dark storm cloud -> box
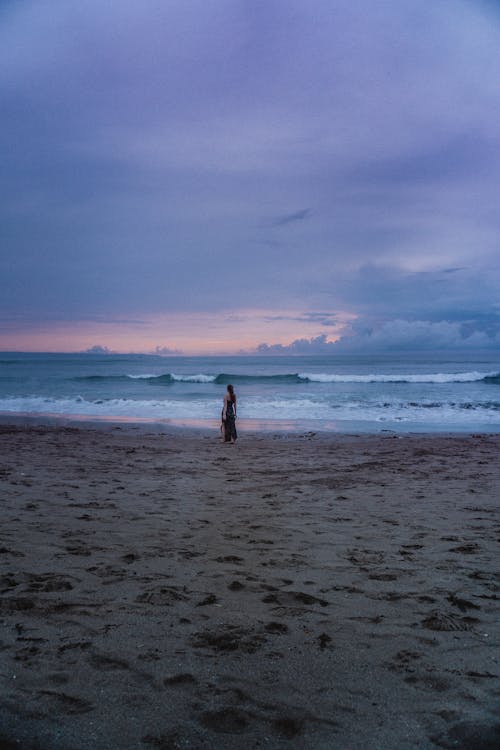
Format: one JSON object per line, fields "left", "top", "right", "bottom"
{"left": 1, "top": 0, "right": 500, "bottom": 347}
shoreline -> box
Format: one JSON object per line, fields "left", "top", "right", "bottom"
{"left": 1, "top": 410, "right": 499, "bottom": 436}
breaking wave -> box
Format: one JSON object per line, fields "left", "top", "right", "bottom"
{"left": 72, "top": 370, "right": 500, "bottom": 385}
{"left": 298, "top": 370, "right": 500, "bottom": 384}
{"left": 74, "top": 373, "right": 217, "bottom": 384}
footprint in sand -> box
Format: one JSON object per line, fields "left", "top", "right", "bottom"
{"left": 404, "top": 674, "right": 451, "bottom": 693}
{"left": 63, "top": 544, "right": 93, "bottom": 557}
{"left": 57, "top": 641, "right": 91, "bottom": 655}
{"left": 347, "top": 549, "right": 385, "bottom": 567}
{"left": 142, "top": 730, "right": 185, "bottom": 748}
{"left": 0, "top": 596, "right": 35, "bottom": 613}
{"left": 447, "top": 593, "right": 480, "bottom": 612}
{"left": 14, "top": 645, "right": 41, "bottom": 663}
{"left": 272, "top": 717, "right": 304, "bottom": 739}
{"left": 431, "top": 721, "right": 500, "bottom": 750}
{"left": 0, "top": 574, "right": 20, "bottom": 592}
{"left": 227, "top": 580, "right": 245, "bottom": 591}
{"left": 0, "top": 546, "right": 25, "bottom": 558}
{"left": 318, "top": 632, "right": 332, "bottom": 649}
{"left": 37, "top": 690, "right": 94, "bottom": 715}
{"left": 163, "top": 673, "right": 197, "bottom": 687}
{"left": 24, "top": 573, "right": 76, "bottom": 592}
{"left": 191, "top": 624, "right": 266, "bottom": 654}
{"left": 449, "top": 543, "right": 481, "bottom": 554}
{"left": 136, "top": 586, "right": 189, "bottom": 606}
{"left": 196, "top": 593, "right": 218, "bottom": 606}
{"left": 386, "top": 649, "right": 421, "bottom": 673}
{"left": 199, "top": 707, "right": 251, "bottom": 734}
{"left": 215, "top": 555, "right": 244, "bottom": 563}
{"left": 421, "top": 611, "right": 479, "bottom": 632}
{"left": 88, "top": 652, "right": 130, "bottom": 671}
{"left": 368, "top": 572, "right": 399, "bottom": 581}
{"left": 262, "top": 591, "right": 329, "bottom": 608}
{"left": 264, "top": 621, "right": 289, "bottom": 634}
{"left": 122, "top": 552, "right": 141, "bottom": 564}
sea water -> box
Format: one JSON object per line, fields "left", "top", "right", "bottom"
{"left": 0, "top": 351, "right": 499, "bottom": 432}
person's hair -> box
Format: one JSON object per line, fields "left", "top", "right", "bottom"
{"left": 227, "top": 384, "right": 236, "bottom": 403}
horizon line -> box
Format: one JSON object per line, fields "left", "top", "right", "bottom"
{"left": 1, "top": 347, "right": 499, "bottom": 357}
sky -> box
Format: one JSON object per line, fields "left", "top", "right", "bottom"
{"left": 1, "top": 0, "right": 499, "bottom": 354}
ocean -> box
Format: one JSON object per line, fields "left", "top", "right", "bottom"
{"left": 0, "top": 351, "right": 499, "bottom": 432}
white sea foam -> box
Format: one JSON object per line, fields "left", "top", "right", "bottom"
{"left": 170, "top": 373, "right": 217, "bottom": 383}
{"left": 1, "top": 394, "right": 499, "bottom": 425}
{"left": 298, "top": 371, "right": 497, "bottom": 383}
{"left": 124, "top": 373, "right": 216, "bottom": 382}
{"left": 0, "top": 396, "right": 217, "bottom": 419}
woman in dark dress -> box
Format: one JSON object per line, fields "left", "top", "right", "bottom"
{"left": 222, "top": 384, "right": 237, "bottom": 443}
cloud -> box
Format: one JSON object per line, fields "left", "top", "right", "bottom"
{"left": 269, "top": 208, "right": 311, "bottom": 227}
{"left": 348, "top": 135, "right": 493, "bottom": 187}
{"left": 257, "top": 333, "right": 336, "bottom": 355}
{"left": 262, "top": 312, "right": 338, "bottom": 326}
{"left": 335, "top": 319, "right": 500, "bottom": 350}
{"left": 325, "top": 264, "right": 500, "bottom": 327}
{"left": 154, "top": 345, "right": 183, "bottom": 356}
{"left": 0, "top": 1, "right": 499, "bottom": 351}
{"left": 256, "top": 319, "right": 500, "bottom": 354}
{"left": 83, "top": 345, "right": 112, "bottom": 354}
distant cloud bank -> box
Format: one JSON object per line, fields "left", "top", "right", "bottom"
{"left": 256, "top": 320, "right": 500, "bottom": 354}
{"left": 154, "top": 345, "right": 183, "bottom": 356}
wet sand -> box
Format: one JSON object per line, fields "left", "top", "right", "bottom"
{"left": 0, "top": 424, "right": 499, "bottom": 749}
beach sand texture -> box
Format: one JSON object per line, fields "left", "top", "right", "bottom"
{"left": 0, "top": 425, "right": 499, "bottom": 749}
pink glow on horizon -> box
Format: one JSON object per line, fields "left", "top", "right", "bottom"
{"left": 0, "top": 309, "right": 353, "bottom": 354}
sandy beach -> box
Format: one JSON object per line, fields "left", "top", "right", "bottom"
{"left": 0, "top": 423, "right": 499, "bottom": 749}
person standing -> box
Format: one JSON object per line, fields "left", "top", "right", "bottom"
{"left": 222, "top": 384, "right": 237, "bottom": 443}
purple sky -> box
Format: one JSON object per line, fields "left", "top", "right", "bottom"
{"left": 1, "top": 0, "right": 499, "bottom": 352}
